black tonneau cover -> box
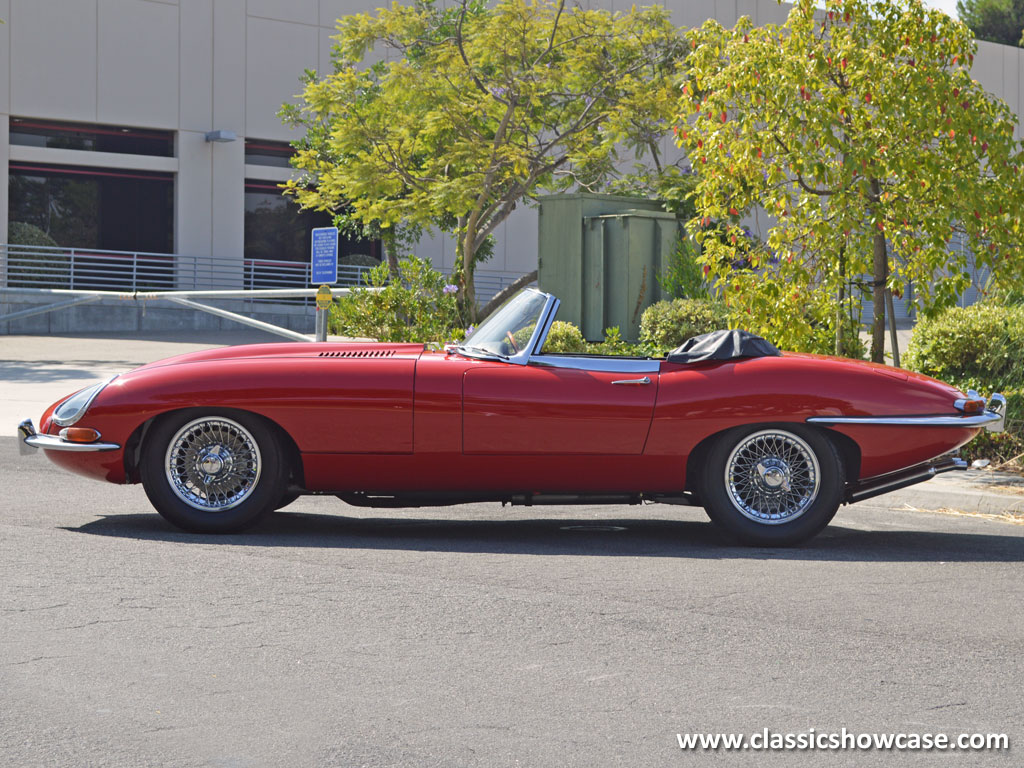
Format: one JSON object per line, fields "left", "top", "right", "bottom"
{"left": 666, "top": 329, "right": 781, "bottom": 364}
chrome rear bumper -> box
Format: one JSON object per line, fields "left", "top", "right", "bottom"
{"left": 17, "top": 419, "right": 121, "bottom": 455}
{"left": 808, "top": 392, "right": 1007, "bottom": 433}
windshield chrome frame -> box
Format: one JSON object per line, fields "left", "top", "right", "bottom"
{"left": 457, "top": 288, "right": 560, "bottom": 366}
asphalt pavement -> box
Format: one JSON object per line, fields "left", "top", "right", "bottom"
{"left": 2, "top": 330, "right": 1024, "bottom": 767}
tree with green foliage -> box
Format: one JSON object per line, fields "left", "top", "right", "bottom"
{"left": 677, "top": 0, "right": 1024, "bottom": 363}
{"left": 956, "top": 0, "right": 1024, "bottom": 47}
{"left": 281, "top": 0, "right": 684, "bottom": 321}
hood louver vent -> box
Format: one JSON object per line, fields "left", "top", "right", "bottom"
{"left": 318, "top": 349, "right": 396, "bottom": 358}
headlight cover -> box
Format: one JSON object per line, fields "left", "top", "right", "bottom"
{"left": 52, "top": 376, "right": 117, "bottom": 427}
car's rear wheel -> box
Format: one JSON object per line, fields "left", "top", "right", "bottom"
{"left": 140, "top": 411, "right": 287, "bottom": 533}
{"left": 701, "top": 426, "right": 844, "bottom": 546}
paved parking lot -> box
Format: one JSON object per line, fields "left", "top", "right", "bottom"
{"left": 2, "top": 332, "right": 1023, "bottom": 766}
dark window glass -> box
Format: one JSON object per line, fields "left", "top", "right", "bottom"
{"left": 244, "top": 180, "right": 379, "bottom": 265}
{"left": 244, "top": 140, "right": 294, "bottom": 168}
{"left": 9, "top": 117, "right": 175, "bottom": 157}
{"left": 9, "top": 164, "right": 174, "bottom": 253}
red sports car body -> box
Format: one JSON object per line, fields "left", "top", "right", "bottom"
{"left": 18, "top": 289, "right": 1005, "bottom": 545}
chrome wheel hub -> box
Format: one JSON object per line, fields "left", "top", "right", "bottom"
{"left": 725, "top": 430, "right": 820, "bottom": 525}
{"left": 165, "top": 417, "right": 261, "bottom": 512}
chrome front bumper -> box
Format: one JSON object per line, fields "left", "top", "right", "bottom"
{"left": 808, "top": 392, "right": 1008, "bottom": 433}
{"left": 17, "top": 419, "right": 121, "bottom": 455}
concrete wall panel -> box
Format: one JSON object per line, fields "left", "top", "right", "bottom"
{"left": 176, "top": 130, "right": 213, "bottom": 259}
{"left": 0, "top": 119, "right": 8, "bottom": 243}
{"left": 0, "top": 0, "right": 10, "bottom": 114}
{"left": 248, "top": 0, "right": 318, "bottom": 26}
{"left": 1003, "top": 46, "right": 1021, "bottom": 140}
{"left": 180, "top": 0, "right": 214, "bottom": 132}
{"left": 500, "top": 207, "right": 539, "bottom": 274}
{"left": 98, "top": 0, "right": 179, "bottom": 129}
{"left": 210, "top": 138, "right": 244, "bottom": 263}
{"left": 213, "top": 0, "right": 246, "bottom": 135}
{"left": 10, "top": 0, "right": 97, "bottom": 122}
{"left": 320, "top": 0, "right": 384, "bottom": 28}
{"left": 245, "top": 17, "right": 318, "bottom": 140}
{"left": 973, "top": 40, "right": 1005, "bottom": 100}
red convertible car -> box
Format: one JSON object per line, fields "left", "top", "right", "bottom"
{"left": 18, "top": 288, "right": 1005, "bottom": 546}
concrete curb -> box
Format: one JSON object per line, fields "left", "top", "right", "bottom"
{"left": 878, "top": 470, "right": 1024, "bottom": 516}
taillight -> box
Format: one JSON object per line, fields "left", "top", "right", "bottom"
{"left": 958, "top": 399, "right": 986, "bottom": 414}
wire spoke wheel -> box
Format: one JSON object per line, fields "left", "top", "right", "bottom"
{"left": 724, "top": 429, "right": 821, "bottom": 525}
{"left": 164, "top": 416, "right": 262, "bottom": 512}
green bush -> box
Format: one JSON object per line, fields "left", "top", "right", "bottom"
{"left": 542, "top": 321, "right": 587, "bottom": 354}
{"left": 6, "top": 222, "right": 68, "bottom": 287}
{"left": 329, "top": 256, "right": 465, "bottom": 343}
{"left": 957, "top": 390, "right": 1024, "bottom": 465}
{"left": 639, "top": 298, "right": 729, "bottom": 356}
{"left": 905, "top": 303, "right": 1024, "bottom": 392}
{"left": 803, "top": 320, "right": 868, "bottom": 360}
{"left": 590, "top": 326, "right": 636, "bottom": 356}
{"left": 659, "top": 237, "right": 710, "bottom": 300}
{"left": 906, "top": 303, "right": 1024, "bottom": 466}
{"left": 339, "top": 253, "right": 381, "bottom": 268}
{"left": 9, "top": 221, "right": 58, "bottom": 247}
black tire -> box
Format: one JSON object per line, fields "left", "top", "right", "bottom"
{"left": 140, "top": 410, "right": 288, "bottom": 533}
{"left": 274, "top": 491, "right": 302, "bottom": 511}
{"left": 700, "top": 425, "right": 844, "bottom": 546}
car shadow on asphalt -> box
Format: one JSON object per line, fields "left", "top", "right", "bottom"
{"left": 64, "top": 511, "right": 1024, "bottom": 562}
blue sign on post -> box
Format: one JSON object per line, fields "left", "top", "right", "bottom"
{"left": 310, "top": 227, "right": 339, "bottom": 285}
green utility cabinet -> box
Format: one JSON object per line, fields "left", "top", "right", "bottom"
{"left": 537, "top": 193, "right": 679, "bottom": 342}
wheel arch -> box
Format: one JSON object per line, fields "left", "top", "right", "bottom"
{"left": 123, "top": 406, "right": 305, "bottom": 489}
{"left": 684, "top": 421, "right": 861, "bottom": 495}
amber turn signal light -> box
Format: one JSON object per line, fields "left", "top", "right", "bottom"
{"left": 960, "top": 399, "right": 985, "bottom": 414}
{"left": 59, "top": 427, "right": 101, "bottom": 443}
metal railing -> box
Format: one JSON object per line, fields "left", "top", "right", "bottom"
{"left": 0, "top": 243, "right": 527, "bottom": 304}
{"left": 0, "top": 244, "right": 374, "bottom": 294}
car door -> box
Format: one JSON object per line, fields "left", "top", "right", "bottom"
{"left": 462, "top": 362, "right": 658, "bottom": 454}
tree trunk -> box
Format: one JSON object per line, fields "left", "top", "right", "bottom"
{"left": 461, "top": 224, "right": 479, "bottom": 324}
{"left": 869, "top": 178, "right": 888, "bottom": 365}
{"left": 835, "top": 248, "right": 845, "bottom": 357}
{"left": 478, "top": 270, "right": 539, "bottom": 322}
{"left": 870, "top": 231, "right": 888, "bottom": 364}
{"left": 383, "top": 236, "right": 401, "bottom": 280}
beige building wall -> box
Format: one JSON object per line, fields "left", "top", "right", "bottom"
{"left": 2, "top": 0, "right": 1023, "bottom": 282}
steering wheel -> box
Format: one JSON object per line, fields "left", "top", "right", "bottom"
{"left": 505, "top": 331, "right": 520, "bottom": 354}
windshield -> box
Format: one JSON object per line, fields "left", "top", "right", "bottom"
{"left": 460, "top": 289, "right": 549, "bottom": 359}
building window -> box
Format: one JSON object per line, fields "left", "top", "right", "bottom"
{"left": 9, "top": 117, "right": 174, "bottom": 157}
{"left": 244, "top": 139, "right": 294, "bottom": 168}
{"left": 244, "top": 180, "right": 379, "bottom": 264}
{"left": 9, "top": 163, "right": 174, "bottom": 253}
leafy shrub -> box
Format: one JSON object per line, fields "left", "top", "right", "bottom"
{"left": 6, "top": 222, "right": 68, "bottom": 287}
{"left": 906, "top": 303, "right": 1024, "bottom": 466}
{"left": 957, "top": 390, "right": 1024, "bottom": 465}
{"left": 329, "top": 256, "right": 465, "bottom": 343}
{"left": 802, "top": 320, "right": 868, "bottom": 360}
{"left": 659, "top": 238, "right": 710, "bottom": 300}
{"left": 590, "top": 326, "right": 636, "bottom": 356}
{"left": 9, "top": 221, "right": 58, "bottom": 247}
{"left": 339, "top": 253, "right": 381, "bottom": 268}
{"left": 905, "top": 303, "right": 1024, "bottom": 393}
{"left": 639, "top": 298, "right": 729, "bottom": 356}
{"left": 542, "top": 321, "right": 587, "bottom": 354}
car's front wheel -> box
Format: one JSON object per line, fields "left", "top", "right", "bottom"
{"left": 701, "top": 426, "right": 844, "bottom": 546}
{"left": 140, "top": 411, "right": 287, "bottom": 533}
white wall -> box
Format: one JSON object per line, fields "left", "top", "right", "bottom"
{"left": 2, "top": 0, "right": 1024, "bottom": 280}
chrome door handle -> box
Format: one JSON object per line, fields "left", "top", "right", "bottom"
{"left": 611, "top": 376, "right": 651, "bottom": 386}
